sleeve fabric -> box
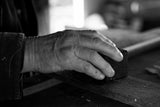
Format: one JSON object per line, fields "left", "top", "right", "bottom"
{"left": 0, "top": 0, "right": 37, "bottom": 101}
{"left": 0, "top": 32, "right": 25, "bottom": 101}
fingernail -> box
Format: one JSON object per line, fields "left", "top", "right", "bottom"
{"left": 119, "top": 52, "right": 123, "bottom": 59}
{"left": 112, "top": 43, "right": 116, "bottom": 47}
{"left": 99, "top": 74, "right": 105, "bottom": 79}
{"left": 95, "top": 70, "right": 105, "bottom": 80}
{"left": 107, "top": 68, "right": 115, "bottom": 77}
{"left": 116, "top": 49, "right": 123, "bottom": 61}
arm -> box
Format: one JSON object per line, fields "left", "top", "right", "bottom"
{"left": 0, "top": 30, "right": 123, "bottom": 101}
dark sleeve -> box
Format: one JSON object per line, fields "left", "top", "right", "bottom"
{"left": 0, "top": 32, "right": 25, "bottom": 101}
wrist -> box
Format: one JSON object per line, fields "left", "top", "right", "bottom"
{"left": 22, "top": 37, "right": 39, "bottom": 73}
{"left": 22, "top": 34, "right": 61, "bottom": 73}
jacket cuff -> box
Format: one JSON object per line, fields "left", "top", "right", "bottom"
{"left": 0, "top": 32, "right": 25, "bottom": 101}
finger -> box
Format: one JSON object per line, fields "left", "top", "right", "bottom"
{"left": 78, "top": 35, "right": 123, "bottom": 62}
{"left": 73, "top": 58, "right": 105, "bottom": 80}
{"left": 75, "top": 47, "right": 115, "bottom": 77}
{"left": 77, "top": 30, "right": 116, "bottom": 47}
{"left": 97, "top": 32, "right": 116, "bottom": 47}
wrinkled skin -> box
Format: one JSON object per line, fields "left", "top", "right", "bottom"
{"left": 23, "top": 30, "right": 123, "bottom": 80}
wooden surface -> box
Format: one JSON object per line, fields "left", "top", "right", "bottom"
{"left": 124, "top": 36, "right": 160, "bottom": 57}
{"left": 59, "top": 76, "right": 160, "bottom": 107}
{"left": 47, "top": 50, "right": 160, "bottom": 107}
{"left": 20, "top": 40, "right": 160, "bottom": 107}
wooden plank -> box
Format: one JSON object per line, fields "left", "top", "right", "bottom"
{"left": 23, "top": 78, "right": 61, "bottom": 96}
{"left": 124, "top": 37, "right": 160, "bottom": 57}
{"left": 52, "top": 74, "right": 160, "bottom": 107}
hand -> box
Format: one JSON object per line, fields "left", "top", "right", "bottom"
{"left": 23, "top": 30, "right": 123, "bottom": 80}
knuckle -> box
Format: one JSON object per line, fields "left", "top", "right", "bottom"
{"left": 64, "top": 30, "right": 74, "bottom": 34}
{"left": 83, "top": 30, "right": 97, "bottom": 34}
{"left": 65, "top": 30, "right": 78, "bottom": 37}
{"left": 89, "top": 30, "right": 97, "bottom": 34}
{"left": 92, "top": 37, "right": 101, "bottom": 44}
{"left": 107, "top": 44, "right": 117, "bottom": 52}
{"left": 105, "top": 62, "right": 111, "bottom": 69}
{"left": 64, "top": 30, "right": 80, "bottom": 44}
{"left": 88, "top": 50, "right": 97, "bottom": 60}
{"left": 83, "top": 63, "right": 91, "bottom": 72}
{"left": 74, "top": 46, "right": 80, "bottom": 56}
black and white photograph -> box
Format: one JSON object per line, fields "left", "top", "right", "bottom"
{"left": 1, "top": 0, "right": 160, "bottom": 107}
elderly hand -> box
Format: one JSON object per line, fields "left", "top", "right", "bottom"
{"left": 23, "top": 30, "right": 123, "bottom": 80}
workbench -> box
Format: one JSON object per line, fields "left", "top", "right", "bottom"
{"left": 8, "top": 37, "right": 160, "bottom": 107}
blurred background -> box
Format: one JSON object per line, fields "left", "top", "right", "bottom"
{"left": 15, "top": 1, "right": 160, "bottom": 106}
{"left": 32, "top": 0, "right": 160, "bottom": 35}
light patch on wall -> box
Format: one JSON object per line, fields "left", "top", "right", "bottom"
{"left": 131, "top": 1, "right": 139, "bottom": 14}
{"left": 73, "top": 0, "right": 84, "bottom": 28}
{"left": 85, "top": 13, "right": 108, "bottom": 30}
{"left": 49, "top": 0, "right": 85, "bottom": 33}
